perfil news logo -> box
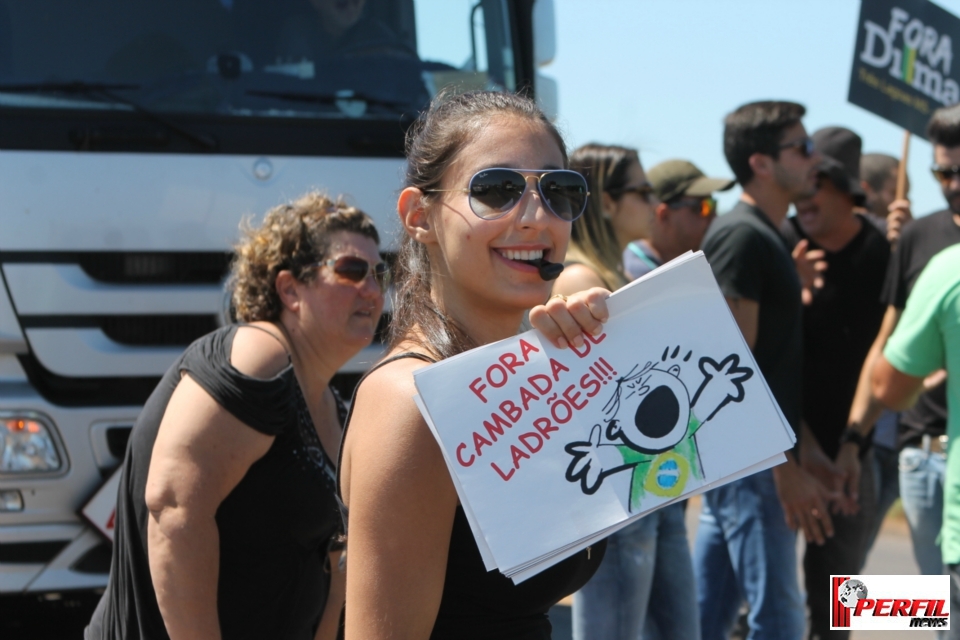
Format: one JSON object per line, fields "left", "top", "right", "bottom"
{"left": 831, "top": 575, "right": 950, "bottom": 631}
{"left": 860, "top": 6, "right": 959, "bottom": 106}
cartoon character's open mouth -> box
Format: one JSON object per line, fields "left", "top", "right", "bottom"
{"left": 606, "top": 366, "right": 691, "bottom": 454}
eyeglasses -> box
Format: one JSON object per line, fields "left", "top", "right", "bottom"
{"left": 426, "top": 168, "right": 589, "bottom": 222}
{"left": 668, "top": 196, "right": 717, "bottom": 218}
{"left": 609, "top": 182, "right": 656, "bottom": 203}
{"left": 932, "top": 164, "right": 960, "bottom": 184}
{"left": 778, "top": 137, "right": 816, "bottom": 158}
{"left": 312, "top": 255, "right": 390, "bottom": 293}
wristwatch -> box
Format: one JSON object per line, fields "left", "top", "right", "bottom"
{"left": 839, "top": 428, "right": 869, "bottom": 453}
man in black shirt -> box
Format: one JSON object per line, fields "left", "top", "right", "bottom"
{"left": 846, "top": 103, "right": 960, "bottom": 583}
{"left": 781, "top": 126, "right": 889, "bottom": 640}
{"left": 696, "top": 101, "right": 835, "bottom": 640}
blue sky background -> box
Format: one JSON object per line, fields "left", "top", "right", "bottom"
{"left": 544, "top": 0, "right": 960, "bottom": 217}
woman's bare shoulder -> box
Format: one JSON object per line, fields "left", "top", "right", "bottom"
{"left": 229, "top": 323, "right": 291, "bottom": 379}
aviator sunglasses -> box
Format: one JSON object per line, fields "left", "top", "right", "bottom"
{"left": 427, "top": 168, "right": 590, "bottom": 222}
{"left": 668, "top": 196, "right": 717, "bottom": 218}
{"left": 312, "top": 255, "right": 390, "bottom": 293}
{"left": 932, "top": 164, "right": 960, "bottom": 184}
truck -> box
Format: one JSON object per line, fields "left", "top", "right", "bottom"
{"left": 0, "top": 0, "right": 558, "bottom": 595}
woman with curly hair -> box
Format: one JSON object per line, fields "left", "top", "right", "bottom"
{"left": 86, "top": 192, "right": 387, "bottom": 640}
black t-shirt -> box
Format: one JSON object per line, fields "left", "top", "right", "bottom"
{"left": 87, "top": 325, "right": 344, "bottom": 640}
{"left": 700, "top": 200, "right": 802, "bottom": 439}
{"left": 882, "top": 209, "right": 960, "bottom": 447}
{"left": 781, "top": 215, "right": 890, "bottom": 458}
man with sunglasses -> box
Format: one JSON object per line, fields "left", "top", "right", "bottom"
{"left": 780, "top": 126, "right": 890, "bottom": 640}
{"left": 622, "top": 159, "right": 734, "bottom": 280}
{"left": 695, "top": 101, "right": 832, "bottom": 640}
{"left": 844, "top": 102, "right": 960, "bottom": 598}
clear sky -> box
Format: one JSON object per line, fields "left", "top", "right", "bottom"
{"left": 543, "top": 0, "right": 960, "bottom": 217}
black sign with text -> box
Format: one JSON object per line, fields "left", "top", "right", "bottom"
{"left": 849, "top": 0, "right": 960, "bottom": 138}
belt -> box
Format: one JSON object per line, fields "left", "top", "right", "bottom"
{"left": 921, "top": 434, "right": 948, "bottom": 454}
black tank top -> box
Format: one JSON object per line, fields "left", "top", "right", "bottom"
{"left": 337, "top": 353, "right": 605, "bottom": 640}
{"left": 87, "top": 325, "right": 345, "bottom": 640}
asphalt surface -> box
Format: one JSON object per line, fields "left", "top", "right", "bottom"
{"left": 0, "top": 498, "right": 921, "bottom": 639}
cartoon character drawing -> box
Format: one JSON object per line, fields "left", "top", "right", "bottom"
{"left": 564, "top": 346, "right": 753, "bottom": 511}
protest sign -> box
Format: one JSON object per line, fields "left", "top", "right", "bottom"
{"left": 413, "top": 252, "right": 796, "bottom": 582}
{"left": 849, "top": 0, "right": 960, "bottom": 139}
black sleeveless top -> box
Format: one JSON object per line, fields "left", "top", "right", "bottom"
{"left": 87, "top": 325, "right": 345, "bottom": 640}
{"left": 337, "top": 353, "right": 605, "bottom": 639}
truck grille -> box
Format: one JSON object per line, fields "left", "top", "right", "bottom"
{"left": 3, "top": 251, "right": 387, "bottom": 406}
{"left": 77, "top": 252, "right": 231, "bottom": 284}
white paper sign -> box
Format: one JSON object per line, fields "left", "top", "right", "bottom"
{"left": 413, "top": 252, "right": 796, "bottom": 580}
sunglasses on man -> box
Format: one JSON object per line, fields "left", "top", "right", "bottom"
{"left": 667, "top": 196, "right": 717, "bottom": 218}
{"left": 778, "top": 137, "right": 816, "bottom": 158}
{"left": 426, "top": 168, "right": 590, "bottom": 222}
{"left": 932, "top": 164, "right": 960, "bottom": 184}
{"left": 312, "top": 255, "right": 390, "bottom": 293}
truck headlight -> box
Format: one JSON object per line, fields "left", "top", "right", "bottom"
{"left": 1, "top": 417, "right": 62, "bottom": 473}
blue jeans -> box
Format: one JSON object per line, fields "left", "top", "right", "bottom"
{"left": 694, "top": 468, "right": 804, "bottom": 640}
{"left": 864, "top": 444, "right": 900, "bottom": 559}
{"left": 572, "top": 502, "right": 699, "bottom": 640}
{"left": 899, "top": 446, "right": 946, "bottom": 576}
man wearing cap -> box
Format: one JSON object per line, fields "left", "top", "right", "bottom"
{"left": 622, "top": 159, "right": 734, "bottom": 280}
{"left": 781, "top": 126, "right": 889, "bottom": 640}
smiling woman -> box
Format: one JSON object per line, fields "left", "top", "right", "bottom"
{"left": 86, "top": 192, "right": 384, "bottom": 640}
{"left": 337, "top": 91, "right": 611, "bottom": 640}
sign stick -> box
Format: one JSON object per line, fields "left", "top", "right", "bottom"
{"left": 896, "top": 129, "right": 911, "bottom": 201}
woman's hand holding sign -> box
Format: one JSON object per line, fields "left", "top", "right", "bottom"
{"left": 530, "top": 287, "right": 610, "bottom": 350}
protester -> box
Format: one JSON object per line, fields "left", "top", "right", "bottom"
{"left": 554, "top": 145, "right": 697, "bottom": 640}
{"left": 845, "top": 103, "right": 960, "bottom": 583}
{"left": 857, "top": 152, "right": 912, "bottom": 558}
{"left": 85, "top": 193, "right": 387, "bottom": 640}
{"left": 623, "top": 159, "right": 734, "bottom": 280}
{"left": 338, "top": 90, "right": 611, "bottom": 639}
{"left": 694, "top": 100, "right": 835, "bottom": 640}
{"left": 860, "top": 152, "right": 912, "bottom": 242}
{"left": 558, "top": 143, "right": 652, "bottom": 292}
{"left": 780, "top": 126, "right": 889, "bottom": 640}
{"left": 871, "top": 243, "right": 960, "bottom": 640}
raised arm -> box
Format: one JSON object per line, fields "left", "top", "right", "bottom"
{"left": 846, "top": 305, "right": 902, "bottom": 438}
{"left": 341, "top": 359, "right": 459, "bottom": 640}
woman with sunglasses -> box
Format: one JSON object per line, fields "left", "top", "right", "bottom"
{"left": 338, "top": 91, "right": 611, "bottom": 639}
{"left": 553, "top": 144, "right": 655, "bottom": 293}
{"left": 553, "top": 146, "right": 700, "bottom": 640}
{"left": 86, "top": 192, "right": 386, "bottom": 640}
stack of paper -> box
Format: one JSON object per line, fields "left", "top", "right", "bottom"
{"left": 413, "top": 251, "right": 796, "bottom": 583}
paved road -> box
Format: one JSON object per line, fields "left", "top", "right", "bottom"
{"left": 0, "top": 497, "right": 923, "bottom": 639}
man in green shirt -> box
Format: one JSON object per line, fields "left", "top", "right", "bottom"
{"left": 873, "top": 243, "right": 960, "bottom": 628}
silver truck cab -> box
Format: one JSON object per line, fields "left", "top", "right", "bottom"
{"left": 0, "top": 0, "right": 558, "bottom": 595}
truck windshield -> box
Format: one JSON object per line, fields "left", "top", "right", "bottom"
{"left": 0, "top": 0, "right": 517, "bottom": 120}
